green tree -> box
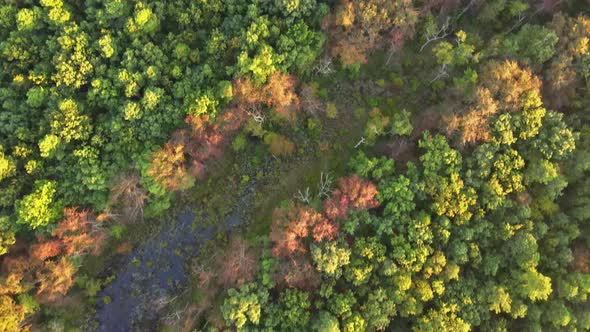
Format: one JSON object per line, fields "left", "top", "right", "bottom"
{"left": 221, "top": 283, "right": 269, "bottom": 330}
{"left": 15, "top": 180, "right": 63, "bottom": 230}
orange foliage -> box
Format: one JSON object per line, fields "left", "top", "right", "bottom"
{"left": 327, "top": 0, "right": 418, "bottom": 65}
{"left": 116, "top": 242, "right": 133, "bottom": 254}
{"left": 148, "top": 143, "right": 193, "bottom": 191}
{"left": 233, "top": 72, "right": 300, "bottom": 121}
{"left": 270, "top": 205, "right": 338, "bottom": 257}
{"left": 480, "top": 60, "right": 541, "bottom": 111}
{"left": 30, "top": 239, "right": 63, "bottom": 261}
{"left": 53, "top": 208, "right": 106, "bottom": 256}
{"left": 181, "top": 111, "right": 247, "bottom": 180}
{"left": 444, "top": 88, "right": 498, "bottom": 146}
{"left": 0, "top": 273, "right": 28, "bottom": 296}
{"left": 36, "top": 257, "right": 76, "bottom": 303}
{"left": 324, "top": 175, "right": 379, "bottom": 220}
{"left": 545, "top": 14, "right": 590, "bottom": 109}
{"left": 330, "top": 38, "right": 369, "bottom": 66}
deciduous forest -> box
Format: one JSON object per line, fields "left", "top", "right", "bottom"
{"left": 1, "top": 0, "right": 590, "bottom": 331}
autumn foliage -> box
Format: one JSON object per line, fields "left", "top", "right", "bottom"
{"left": 0, "top": 207, "right": 106, "bottom": 313}
{"left": 480, "top": 60, "right": 542, "bottom": 112}
{"left": 148, "top": 143, "right": 194, "bottom": 191}
{"left": 323, "top": 175, "right": 380, "bottom": 220}
{"left": 35, "top": 257, "right": 77, "bottom": 303}
{"left": 30, "top": 240, "right": 63, "bottom": 261}
{"left": 327, "top": 0, "right": 418, "bottom": 66}
{"left": 270, "top": 205, "right": 339, "bottom": 257}
{"left": 52, "top": 208, "right": 106, "bottom": 257}
{"left": 233, "top": 72, "right": 301, "bottom": 121}
{"left": 444, "top": 87, "right": 498, "bottom": 146}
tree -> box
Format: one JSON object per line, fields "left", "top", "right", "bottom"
{"left": 50, "top": 99, "right": 91, "bottom": 143}
{"left": 311, "top": 241, "right": 351, "bottom": 278}
{"left": 30, "top": 240, "right": 62, "bottom": 261}
{"left": 312, "top": 311, "right": 340, "bottom": 332}
{"left": 501, "top": 24, "right": 558, "bottom": 64}
{"left": 327, "top": 290, "right": 356, "bottom": 320}
{"left": 480, "top": 60, "right": 542, "bottom": 112}
{"left": 52, "top": 208, "right": 106, "bottom": 256}
{"left": 414, "top": 304, "right": 470, "bottom": 332}
{"left": 219, "top": 236, "right": 258, "bottom": 288}
{"left": 323, "top": 175, "right": 379, "bottom": 220}
{"left": 109, "top": 172, "right": 147, "bottom": 222}
{"left": 270, "top": 204, "right": 337, "bottom": 257}
{"left": 516, "top": 268, "right": 552, "bottom": 302}
{"left": 221, "top": 283, "right": 269, "bottom": 330}
{"left": 0, "top": 295, "right": 27, "bottom": 332}
{"left": 147, "top": 143, "right": 194, "bottom": 191}
{"left": 275, "top": 289, "right": 311, "bottom": 331}
{"left": 0, "top": 146, "right": 16, "bottom": 182}
{"left": 360, "top": 288, "right": 396, "bottom": 331}
{"left": 35, "top": 257, "right": 77, "bottom": 303}
{"left": 15, "top": 181, "right": 63, "bottom": 230}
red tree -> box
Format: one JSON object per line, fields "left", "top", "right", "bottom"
{"left": 324, "top": 175, "right": 379, "bottom": 220}
{"left": 270, "top": 205, "right": 339, "bottom": 257}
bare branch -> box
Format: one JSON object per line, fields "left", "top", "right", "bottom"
{"left": 245, "top": 104, "right": 265, "bottom": 124}
{"left": 313, "top": 56, "right": 335, "bottom": 76}
{"left": 420, "top": 17, "right": 450, "bottom": 53}
{"left": 430, "top": 64, "right": 449, "bottom": 84}
{"left": 294, "top": 187, "right": 312, "bottom": 205}
{"left": 354, "top": 137, "right": 366, "bottom": 149}
{"left": 317, "top": 172, "right": 333, "bottom": 199}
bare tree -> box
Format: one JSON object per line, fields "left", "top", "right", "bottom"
{"left": 300, "top": 84, "right": 324, "bottom": 117}
{"left": 430, "top": 64, "right": 449, "bottom": 84}
{"left": 313, "top": 56, "right": 335, "bottom": 76}
{"left": 110, "top": 172, "right": 147, "bottom": 222}
{"left": 317, "top": 172, "right": 333, "bottom": 199}
{"left": 294, "top": 187, "right": 312, "bottom": 205}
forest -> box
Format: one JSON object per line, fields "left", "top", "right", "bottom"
{"left": 0, "top": 0, "right": 590, "bottom": 331}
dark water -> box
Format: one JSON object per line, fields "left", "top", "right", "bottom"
{"left": 96, "top": 184, "right": 253, "bottom": 332}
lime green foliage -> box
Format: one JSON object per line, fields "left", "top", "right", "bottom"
{"left": 311, "top": 241, "right": 351, "bottom": 277}
{"left": 391, "top": 109, "right": 413, "bottom": 136}
{"left": 326, "top": 102, "right": 338, "bottom": 119}
{"left": 17, "top": 294, "right": 39, "bottom": 314}
{"left": 221, "top": 283, "right": 269, "bottom": 330}
{"left": 0, "top": 146, "right": 16, "bottom": 181}
{"left": 39, "top": 134, "right": 61, "bottom": 158}
{"left": 232, "top": 134, "right": 248, "bottom": 152}
{"left": 0, "top": 217, "right": 16, "bottom": 256}
{"left": 15, "top": 180, "right": 62, "bottom": 230}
